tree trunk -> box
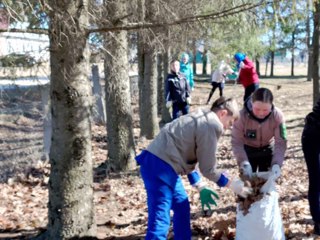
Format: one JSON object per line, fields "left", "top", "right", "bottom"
{"left": 291, "top": 32, "right": 295, "bottom": 77}
{"left": 312, "top": 1, "right": 320, "bottom": 104}
{"left": 270, "top": 51, "right": 274, "bottom": 77}
{"left": 161, "top": 28, "right": 172, "bottom": 124}
{"left": 104, "top": 0, "right": 136, "bottom": 171}
{"left": 307, "top": 0, "right": 313, "bottom": 82}
{"left": 193, "top": 40, "right": 197, "bottom": 74}
{"left": 47, "top": 1, "right": 95, "bottom": 238}
{"left": 157, "top": 53, "right": 164, "bottom": 116}
{"left": 41, "top": 83, "right": 51, "bottom": 161}
{"left": 139, "top": 0, "right": 160, "bottom": 139}
{"left": 255, "top": 58, "right": 260, "bottom": 77}
{"left": 202, "top": 49, "right": 207, "bottom": 75}
{"left": 92, "top": 64, "right": 106, "bottom": 125}
{"left": 265, "top": 55, "right": 269, "bottom": 77}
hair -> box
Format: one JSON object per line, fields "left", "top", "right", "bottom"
{"left": 170, "top": 59, "right": 179, "bottom": 65}
{"left": 181, "top": 52, "right": 189, "bottom": 59}
{"left": 211, "top": 96, "right": 239, "bottom": 119}
{"left": 251, "top": 88, "right": 273, "bottom": 104}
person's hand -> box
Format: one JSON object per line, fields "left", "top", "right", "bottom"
{"left": 166, "top": 101, "right": 172, "bottom": 108}
{"left": 199, "top": 186, "right": 219, "bottom": 211}
{"left": 228, "top": 179, "right": 252, "bottom": 198}
{"left": 240, "top": 161, "right": 253, "bottom": 178}
{"left": 239, "top": 61, "right": 245, "bottom": 69}
{"left": 191, "top": 87, "right": 194, "bottom": 91}
{"left": 186, "top": 97, "right": 191, "bottom": 105}
{"left": 272, "top": 164, "right": 281, "bottom": 179}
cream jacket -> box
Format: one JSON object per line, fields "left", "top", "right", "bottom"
{"left": 147, "top": 108, "right": 224, "bottom": 183}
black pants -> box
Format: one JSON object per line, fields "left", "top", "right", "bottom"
{"left": 244, "top": 144, "right": 273, "bottom": 172}
{"left": 302, "top": 122, "right": 320, "bottom": 223}
{"left": 207, "top": 82, "right": 224, "bottom": 103}
{"left": 244, "top": 83, "right": 259, "bottom": 102}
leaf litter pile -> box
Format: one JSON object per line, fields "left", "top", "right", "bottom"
{"left": 1, "top": 78, "right": 320, "bottom": 239}
{"left": 237, "top": 175, "right": 267, "bottom": 216}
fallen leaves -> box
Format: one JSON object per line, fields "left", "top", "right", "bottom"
{"left": 237, "top": 176, "right": 266, "bottom": 216}
{"left": 0, "top": 78, "right": 318, "bottom": 239}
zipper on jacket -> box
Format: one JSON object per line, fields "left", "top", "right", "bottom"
{"left": 259, "top": 124, "right": 262, "bottom": 148}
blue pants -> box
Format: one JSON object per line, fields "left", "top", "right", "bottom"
{"left": 172, "top": 102, "right": 189, "bottom": 120}
{"left": 302, "top": 123, "right": 320, "bottom": 223}
{"left": 136, "top": 150, "right": 191, "bottom": 240}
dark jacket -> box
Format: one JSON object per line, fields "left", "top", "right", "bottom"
{"left": 166, "top": 71, "right": 190, "bottom": 103}
{"left": 305, "top": 98, "right": 320, "bottom": 127}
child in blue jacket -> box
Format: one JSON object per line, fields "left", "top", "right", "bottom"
{"left": 180, "top": 53, "right": 194, "bottom": 90}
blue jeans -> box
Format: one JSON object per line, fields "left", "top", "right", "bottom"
{"left": 136, "top": 151, "right": 191, "bottom": 240}
{"left": 302, "top": 123, "right": 320, "bottom": 223}
{"left": 172, "top": 102, "right": 189, "bottom": 120}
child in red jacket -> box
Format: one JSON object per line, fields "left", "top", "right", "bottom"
{"left": 234, "top": 52, "right": 260, "bottom": 102}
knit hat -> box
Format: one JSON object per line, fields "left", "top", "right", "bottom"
{"left": 234, "top": 52, "right": 246, "bottom": 63}
{"left": 181, "top": 52, "right": 189, "bottom": 61}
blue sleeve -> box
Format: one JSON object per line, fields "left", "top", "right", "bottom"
{"left": 189, "top": 67, "right": 194, "bottom": 88}
{"left": 187, "top": 170, "right": 201, "bottom": 186}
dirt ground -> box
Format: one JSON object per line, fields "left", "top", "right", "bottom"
{"left": 0, "top": 65, "right": 319, "bottom": 239}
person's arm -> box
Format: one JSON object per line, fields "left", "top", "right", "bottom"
{"left": 231, "top": 115, "right": 249, "bottom": 166}
{"left": 189, "top": 66, "right": 194, "bottom": 89}
{"left": 185, "top": 76, "right": 191, "bottom": 98}
{"left": 165, "top": 77, "right": 174, "bottom": 108}
{"left": 195, "top": 120, "right": 222, "bottom": 182}
{"left": 272, "top": 108, "right": 287, "bottom": 167}
{"left": 226, "top": 64, "right": 235, "bottom": 75}
{"left": 196, "top": 116, "right": 252, "bottom": 197}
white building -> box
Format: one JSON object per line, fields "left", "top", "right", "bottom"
{"left": 0, "top": 8, "right": 49, "bottom": 61}
{"left": 0, "top": 32, "right": 49, "bottom": 61}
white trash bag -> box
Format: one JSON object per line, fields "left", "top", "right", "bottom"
{"left": 235, "top": 172, "right": 285, "bottom": 240}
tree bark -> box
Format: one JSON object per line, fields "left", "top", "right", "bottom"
{"left": 92, "top": 64, "right": 106, "bottom": 125}
{"left": 255, "top": 58, "right": 260, "bottom": 77}
{"left": 307, "top": 0, "right": 313, "bottom": 82}
{"left": 291, "top": 31, "right": 295, "bottom": 77}
{"left": 193, "top": 40, "right": 197, "bottom": 74}
{"left": 139, "top": 0, "right": 160, "bottom": 139}
{"left": 161, "top": 28, "right": 172, "bottom": 124}
{"left": 47, "top": 0, "right": 95, "bottom": 238}
{"left": 270, "top": 51, "right": 274, "bottom": 77}
{"left": 157, "top": 53, "right": 164, "bottom": 116}
{"left": 202, "top": 49, "right": 207, "bottom": 75}
{"left": 312, "top": 1, "right": 320, "bottom": 104}
{"left": 104, "top": 0, "right": 136, "bottom": 171}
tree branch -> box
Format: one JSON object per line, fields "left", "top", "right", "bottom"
{"left": 0, "top": 0, "right": 272, "bottom": 36}
{"left": 0, "top": 28, "right": 48, "bottom": 34}
{"left": 88, "top": 1, "right": 268, "bottom": 34}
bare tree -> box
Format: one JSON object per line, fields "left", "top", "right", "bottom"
{"left": 138, "top": 0, "right": 160, "bottom": 139}
{"left": 312, "top": 0, "right": 320, "bottom": 104}
{"left": 103, "top": 0, "right": 136, "bottom": 171}
{"left": 47, "top": 0, "right": 95, "bottom": 238}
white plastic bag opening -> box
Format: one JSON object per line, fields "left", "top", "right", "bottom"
{"left": 235, "top": 171, "right": 285, "bottom": 240}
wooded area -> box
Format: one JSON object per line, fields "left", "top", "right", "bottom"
{"left": 0, "top": 0, "right": 319, "bottom": 239}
